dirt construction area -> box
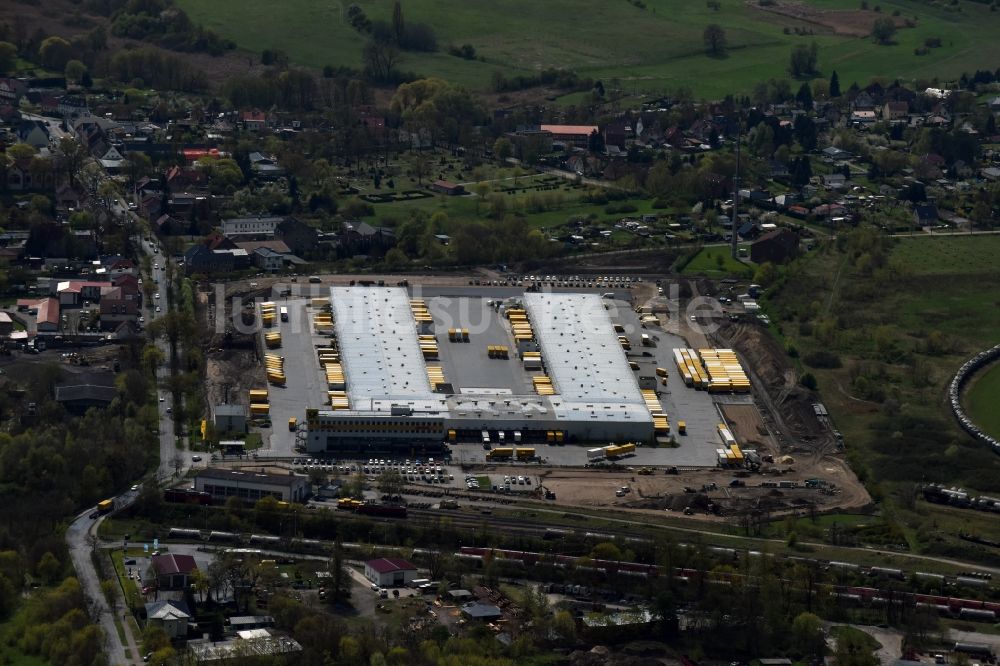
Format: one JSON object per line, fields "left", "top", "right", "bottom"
{"left": 750, "top": 0, "right": 910, "bottom": 37}
{"left": 535, "top": 462, "right": 870, "bottom": 520}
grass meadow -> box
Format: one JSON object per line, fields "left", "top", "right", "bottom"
{"left": 767, "top": 234, "right": 1000, "bottom": 559}
{"left": 176, "top": 0, "right": 1000, "bottom": 96}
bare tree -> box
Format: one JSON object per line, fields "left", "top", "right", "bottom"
{"left": 703, "top": 24, "right": 727, "bottom": 56}
{"left": 362, "top": 40, "right": 401, "bottom": 82}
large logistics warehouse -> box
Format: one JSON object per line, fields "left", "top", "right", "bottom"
{"left": 304, "top": 287, "right": 655, "bottom": 453}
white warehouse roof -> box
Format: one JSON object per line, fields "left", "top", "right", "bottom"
{"left": 524, "top": 292, "right": 644, "bottom": 406}
{"left": 330, "top": 287, "right": 436, "bottom": 404}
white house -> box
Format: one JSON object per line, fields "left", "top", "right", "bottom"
{"left": 145, "top": 600, "right": 190, "bottom": 639}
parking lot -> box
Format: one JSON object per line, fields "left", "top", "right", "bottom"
{"left": 261, "top": 297, "right": 330, "bottom": 455}
{"left": 290, "top": 457, "right": 539, "bottom": 495}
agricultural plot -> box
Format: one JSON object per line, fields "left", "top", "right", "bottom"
{"left": 176, "top": 0, "right": 1000, "bottom": 96}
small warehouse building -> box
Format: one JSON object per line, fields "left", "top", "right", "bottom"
{"left": 150, "top": 553, "right": 198, "bottom": 590}
{"left": 750, "top": 228, "right": 800, "bottom": 264}
{"left": 461, "top": 601, "right": 503, "bottom": 622}
{"left": 212, "top": 403, "right": 247, "bottom": 434}
{"left": 364, "top": 558, "right": 418, "bottom": 588}
{"left": 54, "top": 372, "right": 118, "bottom": 413}
{"left": 194, "top": 468, "right": 310, "bottom": 503}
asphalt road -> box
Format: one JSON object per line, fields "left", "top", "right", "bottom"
{"left": 66, "top": 507, "right": 131, "bottom": 665}
{"left": 63, "top": 174, "right": 190, "bottom": 665}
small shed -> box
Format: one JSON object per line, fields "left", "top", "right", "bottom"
{"left": 431, "top": 180, "right": 465, "bottom": 196}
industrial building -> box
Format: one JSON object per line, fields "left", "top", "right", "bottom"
{"left": 304, "top": 287, "right": 656, "bottom": 454}
{"left": 364, "top": 558, "right": 419, "bottom": 587}
{"left": 194, "top": 468, "right": 311, "bottom": 503}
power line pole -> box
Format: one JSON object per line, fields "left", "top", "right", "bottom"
{"left": 731, "top": 119, "right": 741, "bottom": 260}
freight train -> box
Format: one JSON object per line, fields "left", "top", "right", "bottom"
{"left": 456, "top": 546, "right": 1000, "bottom": 621}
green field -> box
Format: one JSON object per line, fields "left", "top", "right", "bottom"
{"left": 177, "top": 0, "right": 1000, "bottom": 95}
{"left": 892, "top": 235, "right": 1000, "bottom": 275}
{"left": 681, "top": 247, "right": 754, "bottom": 277}
{"left": 965, "top": 362, "right": 1000, "bottom": 440}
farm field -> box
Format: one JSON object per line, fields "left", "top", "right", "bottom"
{"left": 965, "top": 362, "right": 1000, "bottom": 440}
{"left": 175, "top": 0, "right": 1000, "bottom": 96}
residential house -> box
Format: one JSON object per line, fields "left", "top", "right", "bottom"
{"left": 812, "top": 203, "right": 848, "bottom": 219}
{"left": 750, "top": 228, "right": 800, "bottom": 264}
{"left": 850, "top": 110, "right": 877, "bottom": 126}
{"left": 54, "top": 372, "right": 118, "bottom": 413}
{"left": 17, "top": 120, "right": 49, "bottom": 149}
{"left": 222, "top": 216, "right": 283, "bottom": 239}
{"left": 768, "top": 160, "right": 790, "bottom": 179}
{"left": 821, "top": 146, "right": 851, "bottom": 161}
{"left": 138, "top": 192, "right": 164, "bottom": 219}
{"left": 339, "top": 221, "right": 395, "bottom": 256}
{"left": 253, "top": 247, "right": 284, "bottom": 272}
{"left": 54, "top": 280, "right": 109, "bottom": 306}
{"left": 822, "top": 173, "right": 848, "bottom": 190}
{"left": 241, "top": 110, "right": 267, "bottom": 131}
{"left": 989, "top": 96, "right": 1000, "bottom": 113}
{"left": 235, "top": 239, "right": 290, "bottom": 256}
{"left": 164, "top": 165, "right": 207, "bottom": 191}
{"left": 603, "top": 120, "right": 629, "bottom": 150}
{"left": 981, "top": 167, "right": 1000, "bottom": 181}
{"left": 70, "top": 230, "right": 98, "bottom": 260}
{"left": 153, "top": 214, "right": 186, "bottom": 236}
{"left": 737, "top": 221, "right": 761, "bottom": 240}
{"left": 112, "top": 272, "right": 140, "bottom": 296}
{"left": 364, "top": 558, "right": 418, "bottom": 587}
{"left": 430, "top": 180, "right": 465, "bottom": 196}
{"left": 184, "top": 245, "right": 231, "bottom": 275}
{"left": 54, "top": 182, "right": 82, "bottom": 212}
{"left": 773, "top": 193, "right": 799, "bottom": 208}
{"left": 57, "top": 96, "right": 90, "bottom": 118}
{"left": 0, "top": 78, "right": 27, "bottom": 104}
{"left": 248, "top": 152, "right": 285, "bottom": 180}
{"left": 99, "top": 288, "right": 139, "bottom": 331}
{"left": 913, "top": 203, "right": 939, "bottom": 226}
{"left": 144, "top": 600, "right": 191, "bottom": 639}
{"left": 167, "top": 192, "right": 206, "bottom": 219}
{"left": 0, "top": 312, "right": 13, "bottom": 336}
{"left": 851, "top": 91, "right": 876, "bottom": 110}
{"left": 98, "top": 146, "right": 125, "bottom": 172}
{"left": 17, "top": 298, "right": 59, "bottom": 332}
{"left": 275, "top": 217, "right": 318, "bottom": 255}
{"left": 883, "top": 101, "right": 909, "bottom": 121}
{"left": 150, "top": 553, "right": 198, "bottom": 590}
{"left": 212, "top": 248, "right": 250, "bottom": 270}
{"left": 538, "top": 123, "right": 599, "bottom": 148}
